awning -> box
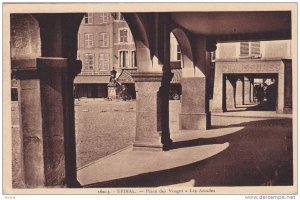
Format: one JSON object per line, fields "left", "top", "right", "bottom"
{"left": 117, "top": 69, "right": 137, "bottom": 83}
{"left": 74, "top": 75, "right": 110, "bottom": 84}
{"left": 171, "top": 69, "right": 182, "bottom": 83}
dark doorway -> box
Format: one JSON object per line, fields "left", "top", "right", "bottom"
{"left": 223, "top": 73, "right": 278, "bottom": 112}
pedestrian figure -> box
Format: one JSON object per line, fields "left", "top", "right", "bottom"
{"left": 265, "top": 83, "right": 276, "bottom": 110}
{"left": 256, "top": 84, "right": 264, "bottom": 104}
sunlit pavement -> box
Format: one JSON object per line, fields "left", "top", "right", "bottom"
{"left": 77, "top": 106, "right": 293, "bottom": 187}
{"left": 11, "top": 100, "right": 293, "bottom": 187}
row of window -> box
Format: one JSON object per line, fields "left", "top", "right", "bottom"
{"left": 82, "top": 50, "right": 137, "bottom": 71}
{"left": 82, "top": 29, "right": 131, "bottom": 48}
{"left": 84, "top": 13, "right": 110, "bottom": 24}
{"left": 83, "top": 33, "right": 109, "bottom": 48}
{"left": 84, "top": 12, "right": 125, "bottom": 24}
{"left": 174, "top": 42, "right": 260, "bottom": 62}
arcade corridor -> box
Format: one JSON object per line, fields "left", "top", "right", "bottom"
{"left": 6, "top": 4, "right": 294, "bottom": 191}
{"left": 77, "top": 106, "right": 293, "bottom": 187}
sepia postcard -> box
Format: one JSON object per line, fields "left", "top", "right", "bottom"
{"left": 2, "top": 2, "right": 298, "bottom": 196}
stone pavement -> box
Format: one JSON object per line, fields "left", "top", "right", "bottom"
{"left": 77, "top": 110, "right": 293, "bottom": 187}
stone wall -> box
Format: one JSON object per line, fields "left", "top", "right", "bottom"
{"left": 10, "top": 14, "right": 41, "bottom": 60}
{"left": 10, "top": 14, "right": 41, "bottom": 188}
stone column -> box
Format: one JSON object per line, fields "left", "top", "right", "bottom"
{"left": 211, "top": 62, "right": 225, "bottom": 112}
{"left": 132, "top": 72, "right": 164, "bottom": 150}
{"left": 131, "top": 13, "right": 173, "bottom": 151}
{"left": 37, "top": 57, "right": 81, "bottom": 187}
{"left": 250, "top": 78, "right": 254, "bottom": 103}
{"left": 244, "top": 76, "right": 251, "bottom": 104}
{"left": 179, "top": 36, "right": 210, "bottom": 130}
{"left": 179, "top": 77, "right": 208, "bottom": 129}
{"left": 277, "top": 62, "right": 285, "bottom": 113}
{"left": 225, "top": 76, "right": 235, "bottom": 111}
{"left": 283, "top": 59, "right": 292, "bottom": 113}
{"left": 13, "top": 57, "right": 81, "bottom": 188}
{"left": 235, "top": 77, "right": 244, "bottom": 106}
{"left": 12, "top": 59, "right": 44, "bottom": 188}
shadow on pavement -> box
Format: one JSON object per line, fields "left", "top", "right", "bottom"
{"left": 229, "top": 102, "right": 276, "bottom": 112}
{"left": 245, "top": 102, "right": 276, "bottom": 111}
{"left": 84, "top": 118, "right": 293, "bottom": 188}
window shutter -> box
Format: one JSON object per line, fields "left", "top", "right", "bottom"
{"left": 251, "top": 42, "right": 260, "bottom": 57}
{"left": 240, "top": 42, "right": 249, "bottom": 57}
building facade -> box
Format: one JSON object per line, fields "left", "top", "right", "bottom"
{"left": 9, "top": 10, "right": 293, "bottom": 187}
{"left": 74, "top": 12, "right": 136, "bottom": 99}
{"left": 169, "top": 32, "right": 183, "bottom": 99}
{"left": 211, "top": 40, "right": 292, "bottom": 113}
{"left": 75, "top": 14, "right": 183, "bottom": 100}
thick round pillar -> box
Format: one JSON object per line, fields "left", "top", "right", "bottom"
{"left": 13, "top": 59, "right": 45, "bottom": 188}
{"left": 37, "top": 57, "right": 81, "bottom": 187}
{"left": 244, "top": 76, "right": 251, "bottom": 104}
{"left": 277, "top": 63, "right": 285, "bottom": 114}
{"left": 225, "top": 76, "right": 235, "bottom": 110}
{"left": 250, "top": 79, "right": 255, "bottom": 103}
{"left": 235, "top": 77, "right": 244, "bottom": 106}
{"left": 211, "top": 63, "right": 225, "bottom": 112}
{"left": 283, "top": 59, "right": 292, "bottom": 113}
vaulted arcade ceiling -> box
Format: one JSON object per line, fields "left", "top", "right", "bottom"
{"left": 170, "top": 11, "right": 291, "bottom": 42}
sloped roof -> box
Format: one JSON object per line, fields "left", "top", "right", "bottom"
{"left": 116, "top": 68, "right": 182, "bottom": 83}
{"left": 117, "top": 68, "right": 137, "bottom": 83}
{"left": 171, "top": 69, "right": 182, "bottom": 83}
{"left": 74, "top": 75, "right": 110, "bottom": 84}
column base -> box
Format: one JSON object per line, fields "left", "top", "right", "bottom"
{"left": 133, "top": 135, "right": 173, "bottom": 151}
{"left": 179, "top": 112, "right": 210, "bottom": 130}
{"left": 211, "top": 106, "right": 225, "bottom": 113}
{"left": 133, "top": 141, "right": 164, "bottom": 151}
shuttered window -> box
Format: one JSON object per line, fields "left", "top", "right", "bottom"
{"left": 99, "top": 13, "right": 109, "bottom": 24}
{"left": 250, "top": 42, "right": 260, "bottom": 57}
{"left": 84, "top": 13, "right": 93, "bottom": 24}
{"left": 240, "top": 42, "right": 250, "bottom": 57}
{"left": 84, "top": 33, "right": 93, "bottom": 48}
{"left": 119, "top": 51, "right": 129, "bottom": 68}
{"left": 120, "top": 29, "right": 128, "bottom": 43}
{"left": 240, "top": 42, "right": 261, "bottom": 58}
{"left": 131, "top": 51, "right": 137, "bottom": 68}
{"left": 99, "top": 53, "right": 109, "bottom": 71}
{"left": 84, "top": 53, "right": 94, "bottom": 70}
{"left": 99, "top": 32, "right": 109, "bottom": 47}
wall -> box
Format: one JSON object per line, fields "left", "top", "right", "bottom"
{"left": 262, "top": 40, "right": 291, "bottom": 59}
{"left": 11, "top": 14, "right": 42, "bottom": 188}
{"left": 10, "top": 14, "right": 41, "bottom": 60}
{"left": 216, "top": 40, "right": 291, "bottom": 60}
{"left": 216, "top": 42, "right": 238, "bottom": 60}
{"left": 113, "top": 17, "right": 136, "bottom": 70}
{"left": 170, "top": 32, "right": 180, "bottom": 62}
{"left": 77, "top": 13, "right": 114, "bottom": 75}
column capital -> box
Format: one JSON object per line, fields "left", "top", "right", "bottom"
{"left": 206, "top": 39, "right": 217, "bottom": 52}
{"left": 132, "top": 72, "right": 164, "bottom": 82}
{"left": 37, "top": 57, "right": 82, "bottom": 78}
{"left": 11, "top": 59, "right": 39, "bottom": 80}
{"left": 12, "top": 58, "right": 82, "bottom": 80}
